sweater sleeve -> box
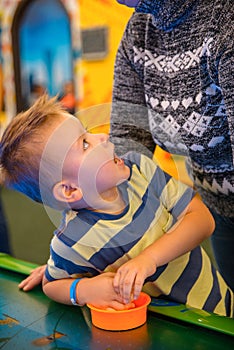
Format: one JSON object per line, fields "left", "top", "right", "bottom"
{"left": 110, "top": 16, "right": 155, "bottom": 158}
{"left": 208, "top": 2, "right": 234, "bottom": 168}
{"left": 217, "top": 46, "right": 234, "bottom": 166}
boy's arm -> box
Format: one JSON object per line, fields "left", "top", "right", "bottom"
{"left": 18, "top": 264, "right": 135, "bottom": 309}
{"left": 113, "top": 195, "right": 215, "bottom": 303}
{"left": 42, "top": 272, "right": 134, "bottom": 310}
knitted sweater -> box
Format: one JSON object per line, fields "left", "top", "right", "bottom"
{"left": 111, "top": 0, "right": 234, "bottom": 217}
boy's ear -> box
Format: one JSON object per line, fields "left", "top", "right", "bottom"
{"left": 53, "top": 181, "right": 83, "bottom": 203}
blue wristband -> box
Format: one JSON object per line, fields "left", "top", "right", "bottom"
{"left": 70, "top": 278, "right": 83, "bottom": 306}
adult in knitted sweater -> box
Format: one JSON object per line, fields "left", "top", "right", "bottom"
{"left": 111, "top": 0, "right": 234, "bottom": 290}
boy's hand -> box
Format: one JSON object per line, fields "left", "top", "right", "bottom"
{"left": 18, "top": 265, "right": 46, "bottom": 291}
{"left": 78, "top": 272, "right": 135, "bottom": 310}
{"left": 113, "top": 255, "right": 156, "bottom": 303}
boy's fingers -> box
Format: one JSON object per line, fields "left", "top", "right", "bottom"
{"left": 22, "top": 283, "right": 32, "bottom": 292}
{"left": 18, "top": 272, "right": 43, "bottom": 291}
{"left": 18, "top": 277, "right": 30, "bottom": 288}
{"left": 19, "top": 281, "right": 31, "bottom": 291}
{"left": 114, "top": 271, "right": 132, "bottom": 303}
{"left": 110, "top": 300, "right": 135, "bottom": 311}
{"left": 121, "top": 272, "right": 136, "bottom": 303}
{"left": 134, "top": 270, "right": 145, "bottom": 295}
{"left": 133, "top": 276, "right": 143, "bottom": 300}
{"left": 113, "top": 272, "right": 121, "bottom": 293}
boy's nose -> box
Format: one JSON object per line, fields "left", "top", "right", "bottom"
{"left": 95, "top": 133, "right": 109, "bottom": 145}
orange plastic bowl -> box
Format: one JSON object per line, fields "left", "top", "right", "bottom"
{"left": 87, "top": 292, "right": 151, "bottom": 331}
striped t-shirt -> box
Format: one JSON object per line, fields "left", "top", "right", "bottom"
{"left": 45, "top": 152, "right": 233, "bottom": 317}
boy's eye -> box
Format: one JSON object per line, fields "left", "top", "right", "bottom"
{"left": 83, "top": 139, "right": 89, "bottom": 150}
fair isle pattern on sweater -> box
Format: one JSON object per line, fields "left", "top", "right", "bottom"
{"left": 135, "top": 44, "right": 228, "bottom": 157}
{"left": 111, "top": 0, "right": 234, "bottom": 216}
{"left": 133, "top": 37, "right": 214, "bottom": 73}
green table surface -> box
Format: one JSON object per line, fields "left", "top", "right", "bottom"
{"left": 0, "top": 255, "right": 233, "bottom": 350}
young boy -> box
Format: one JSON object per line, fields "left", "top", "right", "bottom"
{"left": 0, "top": 95, "right": 232, "bottom": 316}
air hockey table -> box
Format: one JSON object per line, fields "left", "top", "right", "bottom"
{"left": 0, "top": 253, "right": 233, "bottom": 350}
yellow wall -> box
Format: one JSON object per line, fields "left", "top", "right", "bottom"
{"left": 0, "top": 0, "right": 132, "bottom": 127}
{"left": 78, "top": 0, "right": 133, "bottom": 109}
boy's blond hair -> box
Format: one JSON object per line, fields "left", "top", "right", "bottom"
{"left": 0, "top": 94, "right": 66, "bottom": 205}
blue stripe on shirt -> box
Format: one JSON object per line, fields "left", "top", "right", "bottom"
{"left": 89, "top": 190, "right": 162, "bottom": 269}
{"left": 168, "top": 247, "right": 202, "bottom": 304}
{"left": 126, "top": 152, "right": 172, "bottom": 197}
{"left": 89, "top": 169, "right": 186, "bottom": 270}
{"left": 58, "top": 213, "right": 100, "bottom": 247}
{"left": 224, "top": 289, "right": 232, "bottom": 317}
{"left": 170, "top": 187, "right": 195, "bottom": 218}
{"left": 145, "top": 264, "right": 168, "bottom": 281}
{"left": 47, "top": 249, "right": 99, "bottom": 281}
{"left": 149, "top": 166, "right": 172, "bottom": 197}
{"left": 57, "top": 188, "right": 130, "bottom": 247}
{"left": 202, "top": 265, "right": 222, "bottom": 313}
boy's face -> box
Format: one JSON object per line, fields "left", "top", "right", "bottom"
{"left": 42, "top": 114, "right": 130, "bottom": 208}
{"left": 116, "top": 0, "right": 140, "bottom": 7}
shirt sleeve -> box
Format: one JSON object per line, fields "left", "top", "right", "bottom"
{"left": 45, "top": 234, "right": 99, "bottom": 282}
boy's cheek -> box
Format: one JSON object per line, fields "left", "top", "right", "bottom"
{"left": 79, "top": 145, "right": 113, "bottom": 176}
{"left": 77, "top": 150, "right": 113, "bottom": 195}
